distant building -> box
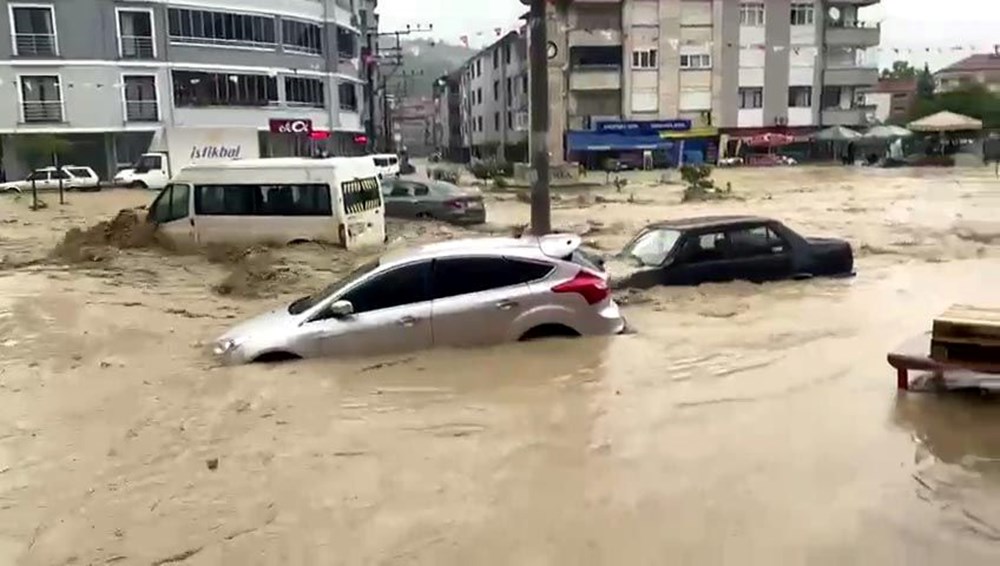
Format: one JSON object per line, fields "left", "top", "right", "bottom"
{"left": 863, "top": 79, "right": 917, "bottom": 124}
{"left": 432, "top": 71, "right": 465, "bottom": 161}
{"left": 458, "top": 31, "right": 528, "bottom": 162}
{"left": 393, "top": 97, "right": 435, "bottom": 157}
{"left": 934, "top": 51, "right": 1000, "bottom": 94}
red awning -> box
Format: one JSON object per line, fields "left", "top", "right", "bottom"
{"left": 744, "top": 132, "right": 796, "bottom": 148}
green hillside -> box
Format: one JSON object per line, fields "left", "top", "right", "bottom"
{"left": 380, "top": 39, "right": 474, "bottom": 98}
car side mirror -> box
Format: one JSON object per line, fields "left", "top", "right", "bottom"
{"left": 327, "top": 300, "right": 354, "bottom": 318}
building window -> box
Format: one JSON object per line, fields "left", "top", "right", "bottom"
{"left": 19, "top": 75, "right": 63, "bottom": 123}
{"left": 117, "top": 9, "right": 155, "bottom": 59}
{"left": 788, "top": 86, "right": 812, "bottom": 107}
{"left": 493, "top": 80, "right": 499, "bottom": 101}
{"left": 167, "top": 8, "right": 276, "bottom": 49}
{"left": 476, "top": 59, "right": 482, "bottom": 76}
{"left": 523, "top": 75, "right": 528, "bottom": 94}
{"left": 339, "top": 82, "right": 358, "bottom": 111}
{"left": 477, "top": 116, "right": 483, "bottom": 132}
{"left": 336, "top": 26, "right": 357, "bottom": 59}
{"left": 283, "top": 19, "right": 322, "bottom": 55}
{"left": 504, "top": 43, "right": 511, "bottom": 64}
{"left": 493, "top": 49, "right": 499, "bottom": 68}
{"left": 476, "top": 88, "right": 482, "bottom": 105}
{"left": 507, "top": 111, "right": 513, "bottom": 128}
{"left": 680, "top": 54, "right": 712, "bottom": 69}
{"left": 172, "top": 70, "right": 278, "bottom": 107}
{"left": 506, "top": 77, "right": 513, "bottom": 100}
{"left": 286, "top": 77, "right": 325, "bottom": 108}
{"left": 123, "top": 75, "right": 159, "bottom": 122}
{"left": 11, "top": 5, "right": 58, "bottom": 56}
{"left": 632, "top": 49, "right": 658, "bottom": 69}
{"left": 739, "top": 3, "right": 765, "bottom": 26}
{"left": 494, "top": 112, "right": 500, "bottom": 130}
{"left": 738, "top": 87, "right": 763, "bottom": 109}
{"left": 790, "top": 3, "right": 814, "bottom": 26}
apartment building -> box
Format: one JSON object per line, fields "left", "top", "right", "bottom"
{"left": 544, "top": 0, "right": 881, "bottom": 164}
{"left": 431, "top": 70, "right": 464, "bottom": 161}
{"left": 455, "top": 31, "right": 529, "bottom": 162}
{"left": 934, "top": 52, "right": 1000, "bottom": 94}
{"left": 0, "top": 0, "right": 369, "bottom": 180}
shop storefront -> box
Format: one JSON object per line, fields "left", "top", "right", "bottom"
{"left": 566, "top": 120, "right": 720, "bottom": 170}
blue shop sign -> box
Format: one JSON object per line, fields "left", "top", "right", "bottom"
{"left": 596, "top": 120, "right": 692, "bottom": 133}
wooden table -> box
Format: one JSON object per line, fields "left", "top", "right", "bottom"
{"left": 887, "top": 333, "right": 1000, "bottom": 390}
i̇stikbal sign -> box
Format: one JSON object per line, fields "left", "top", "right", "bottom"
{"left": 269, "top": 118, "right": 314, "bottom": 134}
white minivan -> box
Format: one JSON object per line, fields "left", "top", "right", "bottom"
{"left": 146, "top": 157, "right": 386, "bottom": 250}
{"left": 371, "top": 154, "right": 400, "bottom": 179}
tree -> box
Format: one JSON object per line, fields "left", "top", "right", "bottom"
{"left": 909, "top": 84, "right": 1000, "bottom": 128}
{"left": 13, "top": 134, "right": 72, "bottom": 170}
{"left": 917, "top": 63, "right": 936, "bottom": 100}
{"left": 881, "top": 60, "right": 918, "bottom": 80}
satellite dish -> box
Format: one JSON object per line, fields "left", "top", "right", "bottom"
{"left": 827, "top": 6, "right": 841, "bottom": 21}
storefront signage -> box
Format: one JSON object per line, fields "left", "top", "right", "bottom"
{"left": 597, "top": 120, "right": 692, "bottom": 133}
{"left": 269, "top": 118, "right": 313, "bottom": 134}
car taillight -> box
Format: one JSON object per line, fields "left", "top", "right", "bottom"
{"left": 445, "top": 199, "right": 464, "bottom": 209}
{"left": 552, "top": 270, "right": 609, "bottom": 305}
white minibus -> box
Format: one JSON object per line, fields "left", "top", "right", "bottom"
{"left": 371, "top": 154, "right": 400, "bottom": 179}
{"left": 146, "top": 157, "right": 386, "bottom": 250}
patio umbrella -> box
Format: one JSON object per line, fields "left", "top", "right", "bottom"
{"left": 864, "top": 125, "right": 913, "bottom": 139}
{"left": 813, "top": 126, "right": 861, "bottom": 141}
{"left": 908, "top": 111, "right": 983, "bottom": 132}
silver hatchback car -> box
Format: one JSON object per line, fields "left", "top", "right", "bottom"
{"left": 213, "top": 234, "right": 625, "bottom": 364}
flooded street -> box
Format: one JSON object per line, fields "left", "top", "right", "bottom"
{"left": 2, "top": 167, "right": 1000, "bottom": 564}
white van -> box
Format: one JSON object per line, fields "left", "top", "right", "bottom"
{"left": 146, "top": 157, "right": 386, "bottom": 250}
{"left": 371, "top": 154, "right": 400, "bottom": 179}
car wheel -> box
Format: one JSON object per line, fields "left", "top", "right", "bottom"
{"left": 792, "top": 272, "right": 815, "bottom": 281}
{"left": 128, "top": 181, "right": 148, "bottom": 190}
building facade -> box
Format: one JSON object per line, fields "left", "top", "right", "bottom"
{"left": 934, "top": 52, "right": 1000, "bottom": 94}
{"left": 862, "top": 78, "right": 917, "bottom": 124}
{"left": 431, "top": 70, "right": 464, "bottom": 161}
{"left": 393, "top": 96, "right": 434, "bottom": 157}
{"left": 0, "top": 0, "right": 369, "bottom": 180}
{"left": 455, "top": 31, "right": 528, "bottom": 162}
{"left": 541, "top": 0, "right": 881, "bottom": 163}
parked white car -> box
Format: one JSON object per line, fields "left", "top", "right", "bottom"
{"left": 0, "top": 166, "right": 101, "bottom": 193}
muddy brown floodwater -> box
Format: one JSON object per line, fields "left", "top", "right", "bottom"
{"left": 2, "top": 167, "right": 1000, "bottom": 565}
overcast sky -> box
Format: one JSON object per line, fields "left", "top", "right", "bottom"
{"left": 376, "top": 0, "right": 1000, "bottom": 71}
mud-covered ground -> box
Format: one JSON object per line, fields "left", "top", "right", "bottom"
{"left": 2, "top": 166, "right": 1000, "bottom": 565}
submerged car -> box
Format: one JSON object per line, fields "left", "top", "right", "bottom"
{"left": 1, "top": 166, "right": 101, "bottom": 193}
{"left": 381, "top": 178, "right": 486, "bottom": 225}
{"left": 609, "top": 215, "right": 854, "bottom": 288}
{"left": 213, "top": 234, "right": 624, "bottom": 364}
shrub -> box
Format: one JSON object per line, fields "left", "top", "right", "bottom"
{"left": 680, "top": 165, "right": 734, "bottom": 202}
{"left": 430, "top": 168, "right": 461, "bottom": 183}
{"left": 467, "top": 158, "right": 513, "bottom": 180}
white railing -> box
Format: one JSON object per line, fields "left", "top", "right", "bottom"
{"left": 120, "top": 35, "right": 155, "bottom": 59}
{"left": 125, "top": 100, "right": 159, "bottom": 122}
{"left": 15, "top": 33, "right": 57, "bottom": 56}
{"left": 22, "top": 101, "right": 63, "bottom": 123}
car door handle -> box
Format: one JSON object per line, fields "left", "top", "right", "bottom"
{"left": 496, "top": 300, "right": 518, "bottom": 311}
{"left": 397, "top": 316, "right": 418, "bottom": 327}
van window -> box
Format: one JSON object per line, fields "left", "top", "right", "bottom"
{"left": 373, "top": 158, "right": 389, "bottom": 167}
{"left": 150, "top": 184, "right": 190, "bottom": 223}
{"left": 136, "top": 155, "right": 162, "bottom": 172}
{"left": 194, "top": 184, "right": 333, "bottom": 216}
{"left": 341, "top": 177, "right": 382, "bottom": 214}
{"left": 388, "top": 157, "right": 398, "bottom": 166}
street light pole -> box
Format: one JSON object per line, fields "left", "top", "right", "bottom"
{"left": 528, "top": 0, "right": 551, "bottom": 235}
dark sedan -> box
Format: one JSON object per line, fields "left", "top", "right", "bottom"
{"left": 608, "top": 216, "right": 855, "bottom": 289}
{"left": 381, "top": 178, "right": 486, "bottom": 225}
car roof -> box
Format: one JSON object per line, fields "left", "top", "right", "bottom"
{"left": 646, "top": 215, "right": 775, "bottom": 231}
{"left": 380, "top": 234, "right": 580, "bottom": 266}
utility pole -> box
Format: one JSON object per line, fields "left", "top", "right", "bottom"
{"left": 367, "top": 24, "right": 433, "bottom": 153}
{"left": 527, "top": 0, "right": 551, "bottom": 235}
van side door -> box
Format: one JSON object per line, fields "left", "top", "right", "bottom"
{"left": 149, "top": 183, "right": 194, "bottom": 246}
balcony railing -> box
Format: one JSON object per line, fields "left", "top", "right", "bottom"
{"left": 125, "top": 100, "right": 159, "bottom": 122}
{"left": 120, "top": 35, "right": 155, "bottom": 59}
{"left": 825, "top": 21, "right": 880, "bottom": 47}
{"left": 14, "top": 33, "right": 57, "bottom": 56}
{"left": 22, "top": 101, "right": 63, "bottom": 123}
{"left": 569, "top": 65, "right": 622, "bottom": 91}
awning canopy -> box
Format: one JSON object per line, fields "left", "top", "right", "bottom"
{"left": 908, "top": 110, "right": 984, "bottom": 132}
{"left": 745, "top": 132, "right": 796, "bottom": 148}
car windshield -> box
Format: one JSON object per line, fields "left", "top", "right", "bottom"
{"left": 622, "top": 229, "right": 682, "bottom": 267}
{"left": 287, "top": 260, "right": 379, "bottom": 315}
